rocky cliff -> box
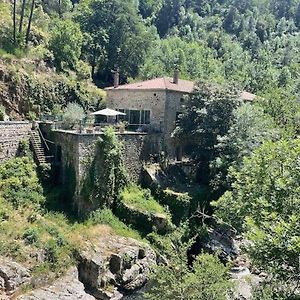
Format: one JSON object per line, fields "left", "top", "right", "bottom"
{"left": 0, "top": 235, "right": 156, "bottom": 300}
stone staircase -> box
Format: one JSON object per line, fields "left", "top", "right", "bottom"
{"left": 30, "top": 130, "right": 53, "bottom": 165}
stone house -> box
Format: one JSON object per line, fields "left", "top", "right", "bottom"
{"left": 105, "top": 71, "right": 256, "bottom": 160}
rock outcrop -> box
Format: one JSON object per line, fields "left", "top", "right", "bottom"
{"left": 78, "top": 235, "right": 156, "bottom": 300}
{"left": 204, "top": 228, "right": 265, "bottom": 300}
{"left": 0, "top": 257, "right": 30, "bottom": 296}
{"left": 18, "top": 268, "right": 95, "bottom": 300}
{"left": 0, "top": 234, "right": 156, "bottom": 300}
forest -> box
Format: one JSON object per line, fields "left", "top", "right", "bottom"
{"left": 0, "top": 0, "right": 300, "bottom": 299}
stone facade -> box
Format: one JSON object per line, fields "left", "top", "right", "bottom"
{"left": 48, "top": 129, "right": 162, "bottom": 213}
{"left": 106, "top": 89, "right": 166, "bottom": 132}
{"left": 164, "top": 90, "right": 187, "bottom": 157}
{"left": 106, "top": 89, "right": 188, "bottom": 158}
{"left": 0, "top": 121, "right": 32, "bottom": 162}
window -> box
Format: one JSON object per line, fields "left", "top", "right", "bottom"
{"left": 117, "top": 109, "right": 151, "bottom": 125}
{"left": 130, "top": 110, "right": 140, "bottom": 124}
{"left": 141, "top": 110, "right": 150, "bottom": 124}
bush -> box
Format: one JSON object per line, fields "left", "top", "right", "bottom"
{"left": 121, "top": 185, "right": 166, "bottom": 214}
{"left": 62, "top": 102, "right": 85, "bottom": 129}
{"left": 0, "top": 157, "right": 45, "bottom": 207}
{"left": 144, "top": 237, "right": 233, "bottom": 300}
{"left": 26, "top": 111, "right": 37, "bottom": 121}
{"left": 76, "top": 60, "right": 91, "bottom": 80}
{"left": 23, "top": 228, "right": 40, "bottom": 245}
{"left": 44, "top": 239, "right": 59, "bottom": 264}
{"left": 18, "top": 139, "right": 31, "bottom": 157}
{"left": 161, "top": 189, "right": 191, "bottom": 224}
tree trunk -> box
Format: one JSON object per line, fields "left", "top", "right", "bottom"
{"left": 25, "top": 0, "right": 35, "bottom": 45}
{"left": 91, "top": 50, "right": 96, "bottom": 79}
{"left": 19, "top": 0, "right": 26, "bottom": 33}
{"left": 13, "top": 0, "right": 17, "bottom": 43}
{"left": 58, "top": 0, "right": 62, "bottom": 18}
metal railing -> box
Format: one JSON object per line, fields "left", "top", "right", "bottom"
{"left": 40, "top": 115, "right": 163, "bottom": 134}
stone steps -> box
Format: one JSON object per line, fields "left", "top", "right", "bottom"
{"left": 30, "top": 130, "right": 53, "bottom": 165}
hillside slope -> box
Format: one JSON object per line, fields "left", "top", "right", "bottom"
{"left": 0, "top": 58, "right": 105, "bottom": 120}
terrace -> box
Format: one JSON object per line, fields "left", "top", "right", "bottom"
{"left": 41, "top": 108, "right": 162, "bottom": 135}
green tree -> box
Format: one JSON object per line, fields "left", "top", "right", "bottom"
{"left": 140, "top": 36, "right": 224, "bottom": 82}
{"left": 174, "top": 82, "right": 240, "bottom": 183}
{"left": 74, "top": 0, "right": 155, "bottom": 85}
{"left": 138, "top": 0, "right": 164, "bottom": 19}
{"left": 211, "top": 103, "right": 281, "bottom": 190}
{"left": 49, "top": 19, "right": 83, "bottom": 70}
{"left": 259, "top": 88, "right": 300, "bottom": 137}
{"left": 214, "top": 138, "right": 300, "bottom": 297}
{"left": 62, "top": 102, "right": 85, "bottom": 129}
{"left": 214, "top": 139, "right": 300, "bottom": 230}
{"left": 144, "top": 236, "right": 233, "bottom": 300}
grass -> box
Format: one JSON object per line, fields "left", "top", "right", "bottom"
{"left": 0, "top": 158, "right": 130, "bottom": 282}
{"left": 87, "top": 208, "right": 142, "bottom": 240}
{"left": 121, "top": 185, "right": 166, "bottom": 214}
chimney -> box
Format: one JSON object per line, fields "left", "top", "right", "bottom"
{"left": 113, "top": 69, "right": 120, "bottom": 88}
{"left": 173, "top": 69, "right": 179, "bottom": 84}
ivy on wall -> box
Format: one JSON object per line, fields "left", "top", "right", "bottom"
{"left": 81, "top": 127, "right": 128, "bottom": 210}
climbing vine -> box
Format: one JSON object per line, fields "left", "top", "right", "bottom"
{"left": 81, "top": 127, "right": 128, "bottom": 209}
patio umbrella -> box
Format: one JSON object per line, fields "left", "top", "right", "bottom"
{"left": 91, "top": 108, "right": 126, "bottom": 116}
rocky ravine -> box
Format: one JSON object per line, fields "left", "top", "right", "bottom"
{"left": 0, "top": 235, "right": 156, "bottom": 300}
{"left": 78, "top": 235, "right": 156, "bottom": 300}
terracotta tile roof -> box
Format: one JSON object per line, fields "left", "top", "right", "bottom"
{"left": 105, "top": 77, "right": 195, "bottom": 93}
{"left": 105, "top": 77, "right": 256, "bottom": 101}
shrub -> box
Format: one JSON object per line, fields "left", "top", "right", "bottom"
{"left": 26, "top": 111, "right": 37, "bottom": 121}
{"left": 161, "top": 189, "right": 191, "bottom": 224}
{"left": 144, "top": 236, "right": 233, "bottom": 300}
{"left": 44, "top": 239, "right": 59, "bottom": 264}
{"left": 0, "top": 157, "right": 45, "bottom": 207}
{"left": 121, "top": 185, "right": 166, "bottom": 214}
{"left": 23, "top": 228, "right": 40, "bottom": 245}
{"left": 18, "top": 139, "right": 31, "bottom": 157}
{"left": 76, "top": 60, "right": 91, "bottom": 80}
{"left": 62, "top": 102, "right": 85, "bottom": 129}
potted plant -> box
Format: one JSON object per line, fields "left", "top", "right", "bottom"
{"left": 119, "top": 121, "right": 127, "bottom": 134}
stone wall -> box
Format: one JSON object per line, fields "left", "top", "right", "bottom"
{"left": 106, "top": 89, "right": 166, "bottom": 132}
{"left": 0, "top": 121, "right": 32, "bottom": 162}
{"left": 164, "top": 91, "right": 188, "bottom": 158}
{"left": 49, "top": 129, "right": 162, "bottom": 213}
{"left": 106, "top": 88, "right": 188, "bottom": 159}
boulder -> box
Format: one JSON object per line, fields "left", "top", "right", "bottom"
{"left": 79, "top": 236, "right": 156, "bottom": 299}
{"left": 230, "top": 267, "right": 262, "bottom": 300}
{"left": 0, "top": 257, "right": 30, "bottom": 294}
{"left": 18, "top": 268, "right": 95, "bottom": 300}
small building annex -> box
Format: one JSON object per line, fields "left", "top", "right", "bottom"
{"left": 105, "top": 71, "right": 256, "bottom": 159}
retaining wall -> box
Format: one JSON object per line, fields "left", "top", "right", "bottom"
{"left": 47, "top": 129, "right": 162, "bottom": 214}
{"left": 0, "top": 121, "right": 32, "bottom": 162}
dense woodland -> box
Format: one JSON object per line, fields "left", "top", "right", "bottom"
{"left": 0, "top": 0, "right": 300, "bottom": 299}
